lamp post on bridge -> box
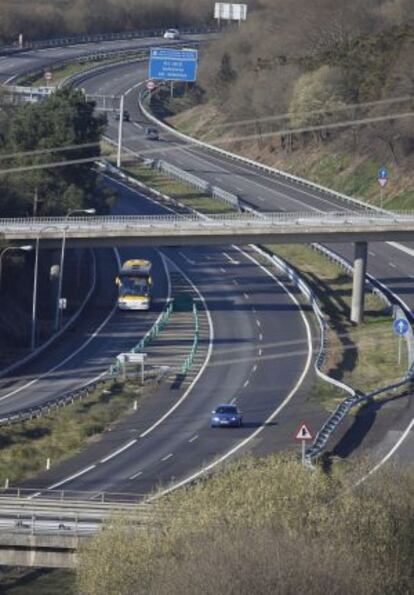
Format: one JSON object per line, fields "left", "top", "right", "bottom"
{"left": 54, "top": 208, "right": 96, "bottom": 332}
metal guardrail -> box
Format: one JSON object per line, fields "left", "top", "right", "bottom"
{"left": 181, "top": 301, "right": 200, "bottom": 374}
{"left": 0, "top": 26, "right": 218, "bottom": 55}
{"left": 110, "top": 299, "right": 174, "bottom": 376}
{"left": 1, "top": 294, "right": 174, "bottom": 425}
{"left": 139, "top": 89, "right": 394, "bottom": 217}
{"left": 253, "top": 242, "right": 414, "bottom": 464}
{"left": 150, "top": 159, "right": 240, "bottom": 209}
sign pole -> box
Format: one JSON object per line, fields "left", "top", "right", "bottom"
{"left": 170, "top": 81, "right": 174, "bottom": 99}
{"left": 301, "top": 439, "right": 306, "bottom": 465}
{"left": 117, "top": 94, "right": 124, "bottom": 169}
{"left": 398, "top": 335, "right": 402, "bottom": 366}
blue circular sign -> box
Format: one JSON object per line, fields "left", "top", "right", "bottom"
{"left": 378, "top": 167, "right": 389, "bottom": 179}
{"left": 393, "top": 318, "right": 409, "bottom": 336}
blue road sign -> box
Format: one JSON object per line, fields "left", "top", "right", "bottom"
{"left": 149, "top": 48, "right": 198, "bottom": 82}
{"left": 378, "top": 167, "right": 389, "bottom": 179}
{"left": 393, "top": 318, "right": 409, "bottom": 336}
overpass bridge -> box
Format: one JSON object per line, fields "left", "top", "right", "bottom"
{"left": 2, "top": 210, "right": 414, "bottom": 246}
{"left": 2, "top": 210, "right": 414, "bottom": 324}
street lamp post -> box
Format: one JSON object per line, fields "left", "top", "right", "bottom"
{"left": 54, "top": 208, "right": 96, "bottom": 331}
{"left": 31, "top": 225, "right": 59, "bottom": 352}
{"left": 0, "top": 245, "right": 33, "bottom": 292}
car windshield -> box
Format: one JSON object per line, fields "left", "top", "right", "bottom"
{"left": 215, "top": 406, "right": 237, "bottom": 415}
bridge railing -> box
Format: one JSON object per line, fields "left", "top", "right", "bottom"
{"left": 2, "top": 210, "right": 414, "bottom": 233}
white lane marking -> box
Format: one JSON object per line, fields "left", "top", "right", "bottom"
{"left": 233, "top": 279, "right": 238, "bottom": 285}
{"left": 178, "top": 251, "right": 196, "bottom": 266}
{"left": 0, "top": 268, "right": 120, "bottom": 403}
{"left": 259, "top": 333, "right": 263, "bottom": 341}
{"left": 133, "top": 121, "right": 143, "bottom": 130}
{"left": 129, "top": 470, "right": 143, "bottom": 480}
{"left": 220, "top": 267, "right": 226, "bottom": 273}
{"left": 188, "top": 435, "right": 199, "bottom": 443}
{"left": 235, "top": 186, "right": 243, "bottom": 191}
{"left": 147, "top": 245, "right": 313, "bottom": 502}
{"left": 230, "top": 397, "right": 236, "bottom": 404}
{"left": 243, "top": 292, "right": 249, "bottom": 299}
{"left": 387, "top": 241, "right": 414, "bottom": 258}
{"left": 389, "top": 262, "right": 397, "bottom": 268}
{"left": 252, "top": 364, "right": 257, "bottom": 373}
{"left": 369, "top": 251, "right": 376, "bottom": 257}
{"left": 259, "top": 348, "right": 262, "bottom": 356}
{"left": 243, "top": 379, "right": 250, "bottom": 388}
{"left": 223, "top": 252, "right": 239, "bottom": 265}
{"left": 161, "top": 453, "right": 173, "bottom": 462}
{"left": 252, "top": 307, "right": 257, "bottom": 313}
{"left": 139, "top": 254, "right": 214, "bottom": 438}
{"left": 47, "top": 465, "right": 97, "bottom": 491}
{"left": 125, "top": 81, "right": 142, "bottom": 96}
{"left": 256, "top": 320, "right": 261, "bottom": 328}
{"left": 356, "top": 418, "right": 414, "bottom": 486}
{"left": 100, "top": 439, "right": 137, "bottom": 464}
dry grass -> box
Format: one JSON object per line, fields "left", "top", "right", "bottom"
{"left": 77, "top": 454, "right": 414, "bottom": 595}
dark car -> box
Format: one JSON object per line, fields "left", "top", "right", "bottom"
{"left": 145, "top": 126, "right": 159, "bottom": 140}
{"left": 211, "top": 404, "right": 243, "bottom": 428}
{"left": 114, "top": 109, "right": 130, "bottom": 122}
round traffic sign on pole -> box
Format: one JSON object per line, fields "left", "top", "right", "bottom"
{"left": 44, "top": 71, "right": 53, "bottom": 82}
{"left": 393, "top": 318, "right": 409, "bottom": 336}
{"left": 146, "top": 80, "right": 156, "bottom": 91}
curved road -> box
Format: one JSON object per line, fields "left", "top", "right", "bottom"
{"left": 0, "top": 35, "right": 411, "bottom": 494}
{"left": 76, "top": 56, "right": 414, "bottom": 470}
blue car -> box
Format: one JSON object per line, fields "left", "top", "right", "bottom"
{"left": 211, "top": 404, "right": 243, "bottom": 428}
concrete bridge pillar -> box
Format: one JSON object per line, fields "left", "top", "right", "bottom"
{"left": 351, "top": 241, "right": 368, "bottom": 324}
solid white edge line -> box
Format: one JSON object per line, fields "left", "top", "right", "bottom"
{"left": 42, "top": 245, "right": 172, "bottom": 491}
{"left": 356, "top": 418, "right": 414, "bottom": 486}
{"left": 0, "top": 249, "right": 121, "bottom": 403}
{"left": 100, "top": 439, "right": 138, "bottom": 463}
{"left": 48, "top": 464, "right": 97, "bottom": 491}
{"left": 147, "top": 245, "right": 313, "bottom": 502}
{"left": 139, "top": 253, "right": 214, "bottom": 438}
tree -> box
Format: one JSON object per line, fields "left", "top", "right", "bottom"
{"left": 3, "top": 88, "right": 108, "bottom": 216}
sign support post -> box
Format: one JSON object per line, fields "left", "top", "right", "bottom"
{"left": 377, "top": 167, "right": 388, "bottom": 208}
{"left": 294, "top": 422, "right": 313, "bottom": 466}
{"left": 117, "top": 94, "right": 124, "bottom": 169}
{"left": 393, "top": 318, "right": 409, "bottom": 367}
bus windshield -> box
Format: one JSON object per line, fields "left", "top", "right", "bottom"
{"left": 119, "top": 275, "right": 149, "bottom": 297}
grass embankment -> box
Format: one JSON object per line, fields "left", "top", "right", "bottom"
{"left": 265, "top": 243, "right": 407, "bottom": 411}
{"left": 119, "top": 161, "right": 234, "bottom": 214}
{"left": 167, "top": 102, "right": 414, "bottom": 210}
{"left": 0, "top": 379, "right": 148, "bottom": 485}
{"left": 77, "top": 454, "right": 414, "bottom": 594}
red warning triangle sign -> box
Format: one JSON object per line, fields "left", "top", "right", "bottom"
{"left": 294, "top": 422, "right": 313, "bottom": 441}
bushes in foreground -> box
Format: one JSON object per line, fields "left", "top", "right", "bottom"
{"left": 78, "top": 454, "right": 414, "bottom": 594}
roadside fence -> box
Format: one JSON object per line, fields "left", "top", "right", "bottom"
{"left": 181, "top": 301, "right": 200, "bottom": 375}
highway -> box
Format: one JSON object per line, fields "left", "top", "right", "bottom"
{"left": 19, "top": 181, "right": 314, "bottom": 495}
{"left": 73, "top": 55, "right": 414, "bottom": 471}
{"left": 0, "top": 33, "right": 212, "bottom": 84}
{"left": 0, "top": 35, "right": 412, "bottom": 499}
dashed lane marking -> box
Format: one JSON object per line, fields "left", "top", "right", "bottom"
{"left": 129, "top": 471, "right": 143, "bottom": 480}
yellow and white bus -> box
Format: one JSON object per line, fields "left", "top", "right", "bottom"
{"left": 115, "top": 259, "right": 152, "bottom": 310}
